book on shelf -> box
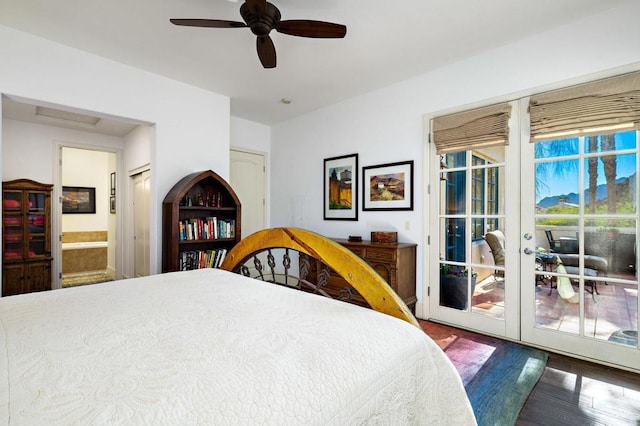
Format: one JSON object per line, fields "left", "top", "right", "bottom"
{"left": 178, "top": 217, "right": 236, "bottom": 241}
{"left": 178, "top": 248, "right": 228, "bottom": 271}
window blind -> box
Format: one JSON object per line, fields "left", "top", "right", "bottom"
{"left": 432, "top": 103, "right": 511, "bottom": 154}
{"left": 529, "top": 71, "right": 640, "bottom": 141}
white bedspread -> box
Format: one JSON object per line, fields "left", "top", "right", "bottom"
{"left": 0, "top": 268, "right": 475, "bottom": 425}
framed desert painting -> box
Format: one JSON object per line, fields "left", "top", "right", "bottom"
{"left": 363, "top": 160, "right": 413, "bottom": 211}
{"left": 62, "top": 186, "right": 96, "bottom": 214}
{"left": 324, "top": 153, "right": 358, "bottom": 220}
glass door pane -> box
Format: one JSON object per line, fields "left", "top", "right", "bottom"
{"left": 3, "top": 190, "right": 24, "bottom": 260}
{"left": 27, "top": 191, "right": 47, "bottom": 257}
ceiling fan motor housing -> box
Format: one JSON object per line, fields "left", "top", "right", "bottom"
{"left": 240, "top": 2, "right": 281, "bottom": 36}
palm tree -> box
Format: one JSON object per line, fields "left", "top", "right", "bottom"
{"left": 587, "top": 136, "right": 598, "bottom": 214}
{"left": 600, "top": 134, "right": 618, "bottom": 215}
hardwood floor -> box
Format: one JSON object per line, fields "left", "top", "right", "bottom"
{"left": 421, "top": 320, "right": 640, "bottom": 424}
{"left": 517, "top": 351, "right": 640, "bottom": 425}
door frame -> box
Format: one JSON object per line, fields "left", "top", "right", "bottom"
{"left": 53, "top": 142, "right": 123, "bottom": 288}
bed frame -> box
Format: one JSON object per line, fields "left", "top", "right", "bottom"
{"left": 221, "top": 227, "right": 419, "bottom": 328}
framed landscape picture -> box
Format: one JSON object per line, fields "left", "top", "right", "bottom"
{"left": 62, "top": 186, "right": 96, "bottom": 214}
{"left": 324, "top": 153, "right": 358, "bottom": 220}
{"left": 363, "top": 160, "right": 414, "bottom": 211}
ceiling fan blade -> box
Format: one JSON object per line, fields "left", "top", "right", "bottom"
{"left": 256, "top": 35, "right": 276, "bottom": 68}
{"left": 276, "top": 20, "right": 346, "bottom": 38}
{"left": 170, "top": 18, "right": 246, "bottom": 28}
{"left": 245, "top": 0, "right": 267, "bottom": 16}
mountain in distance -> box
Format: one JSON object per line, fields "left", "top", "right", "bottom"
{"left": 538, "top": 172, "right": 636, "bottom": 208}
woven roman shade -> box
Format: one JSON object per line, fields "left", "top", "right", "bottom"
{"left": 433, "top": 103, "right": 511, "bottom": 154}
{"left": 529, "top": 71, "right": 640, "bottom": 141}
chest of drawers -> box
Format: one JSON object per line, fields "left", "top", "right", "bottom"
{"left": 305, "top": 239, "right": 417, "bottom": 313}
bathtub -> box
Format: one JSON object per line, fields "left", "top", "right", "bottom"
{"left": 62, "top": 239, "right": 108, "bottom": 273}
{"left": 62, "top": 241, "right": 109, "bottom": 250}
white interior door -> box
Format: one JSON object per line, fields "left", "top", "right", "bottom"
{"left": 230, "top": 149, "right": 266, "bottom": 238}
{"left": 133, "top": 169, "right": 150, "bottom": 277}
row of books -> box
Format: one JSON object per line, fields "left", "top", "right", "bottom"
{"left": 178, "top": 217, "right": 235, "bottom": 241}
{"left": 179, "top": 248, "right": 227, "bottom": 270}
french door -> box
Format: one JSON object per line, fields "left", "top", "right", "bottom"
{"left": 428, "top": 105, "right": 639, "bottom": 371}
{"left": 520, "top": 124, "right": 639, "bottom": 372}
{"left": 428, "top": 105, "right": 521, "bottom": 339}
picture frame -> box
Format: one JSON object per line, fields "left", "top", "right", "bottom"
{"left": 62, "top": 186, "right": 96, "bottom": 214}
{"left": 363, "top": 160, "right": 414, "bottom": 211}
{"left": 110, "top": 196, "right": 116, "bottom": 214}
{"left": 323, "top": 153, "right": 358, "bottom": 221}
{"left": 110, "top": 172, "right": 116, "bottom": 195}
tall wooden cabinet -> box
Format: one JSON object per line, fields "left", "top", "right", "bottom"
{"left": 2, "top": 179, "right": 53, "bottom": 296}
{"left": 162, "top": 170, "right": 241, "bottom": 272}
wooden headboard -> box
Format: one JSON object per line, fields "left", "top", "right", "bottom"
{"left": 221, "top": 227, "right": 419, "bottom": 328}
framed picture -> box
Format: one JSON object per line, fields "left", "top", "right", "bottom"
{"left": 62, "top": 186, "right": 96, "bottom": 214}
{"left": 323, "top": 153, "right": 358, "bottom": 221}
{"left": 110, "top": 196, "right": 116, "bottom": 214}
{"left": 110, "top": 172, "right": 116, "bottom": 195}
{"left": 363, "top": 160, "right": 414, "bottom": 211}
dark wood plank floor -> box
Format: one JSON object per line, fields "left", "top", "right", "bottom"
{"left": 420, "top": 320, "right": 640, "bottom": 425}
{"left": 517, "top": 351, "right": 640, "bottom": 425}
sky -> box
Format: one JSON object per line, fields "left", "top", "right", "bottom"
{"left": 535, "top": 131, "right": 637, "bottom": 203}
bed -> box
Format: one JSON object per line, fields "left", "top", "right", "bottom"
{"left": 0, "top": 227, "right": 475, "bottom": 425}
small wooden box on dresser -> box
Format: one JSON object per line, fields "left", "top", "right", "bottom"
{"left": 2, "top": 179, "right": 53, "bottom": 296}
{"left": 306, "top": 239, "right": 417, "bottom": 313}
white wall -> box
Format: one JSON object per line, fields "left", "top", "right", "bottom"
{"left": 61, "top": 147, "right": 111, "bottom": 232}
{"left": 0, "top": 24, "right": 230, "bottom": 274}
{"left": 231, "top": 116, "right": 270, "bottom": 153}
{"left": 270, "top": 2, "right": 640, "bottom": 312}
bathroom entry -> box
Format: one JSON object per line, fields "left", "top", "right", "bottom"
{"left": 60, "top": 147, "right": 117, "bottom": 287}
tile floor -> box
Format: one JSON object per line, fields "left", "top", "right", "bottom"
{"left": 468, "top": 273, "right": 638, "bottom": 344}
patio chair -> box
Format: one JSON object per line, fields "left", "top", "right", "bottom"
{"left": 545, "top": 229, "right": 559, "bottom": 252}
{"left": 484, "top": 230, "right": 505, "bottom": 282}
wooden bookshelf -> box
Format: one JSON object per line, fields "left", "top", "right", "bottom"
{"left": 162, "top": 170, "right": 241, "bottom": 272}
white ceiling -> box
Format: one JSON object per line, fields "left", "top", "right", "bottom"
{"left": 0, "top": 0, "right": 631, "bottom": 127}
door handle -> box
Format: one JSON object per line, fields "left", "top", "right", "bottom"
{"left": 523, "top": 248, "right": 534, "bottom": 255}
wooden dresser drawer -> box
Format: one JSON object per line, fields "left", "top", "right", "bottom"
{"left": 363, "top": 247, "right": 396, "bottom": 262}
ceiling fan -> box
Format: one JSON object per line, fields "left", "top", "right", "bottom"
{"left": 170, "top": 0, "right": 347, "bottom": 69}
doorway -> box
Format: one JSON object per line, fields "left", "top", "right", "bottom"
{"left": 59, "top": 146, "right": 117, "bottom": 287}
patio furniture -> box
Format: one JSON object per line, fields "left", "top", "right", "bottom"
{"left": 545, "top": 229, "right": 559, "bottom": 252}
{"left": 484, "top": 230, "right": 505, "bottom": 281}
{"left": 545, "top": 253, "right": 607, "bottom": 301}
{"left": 546, "top": 229, "right": 579, "bottom": 254}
